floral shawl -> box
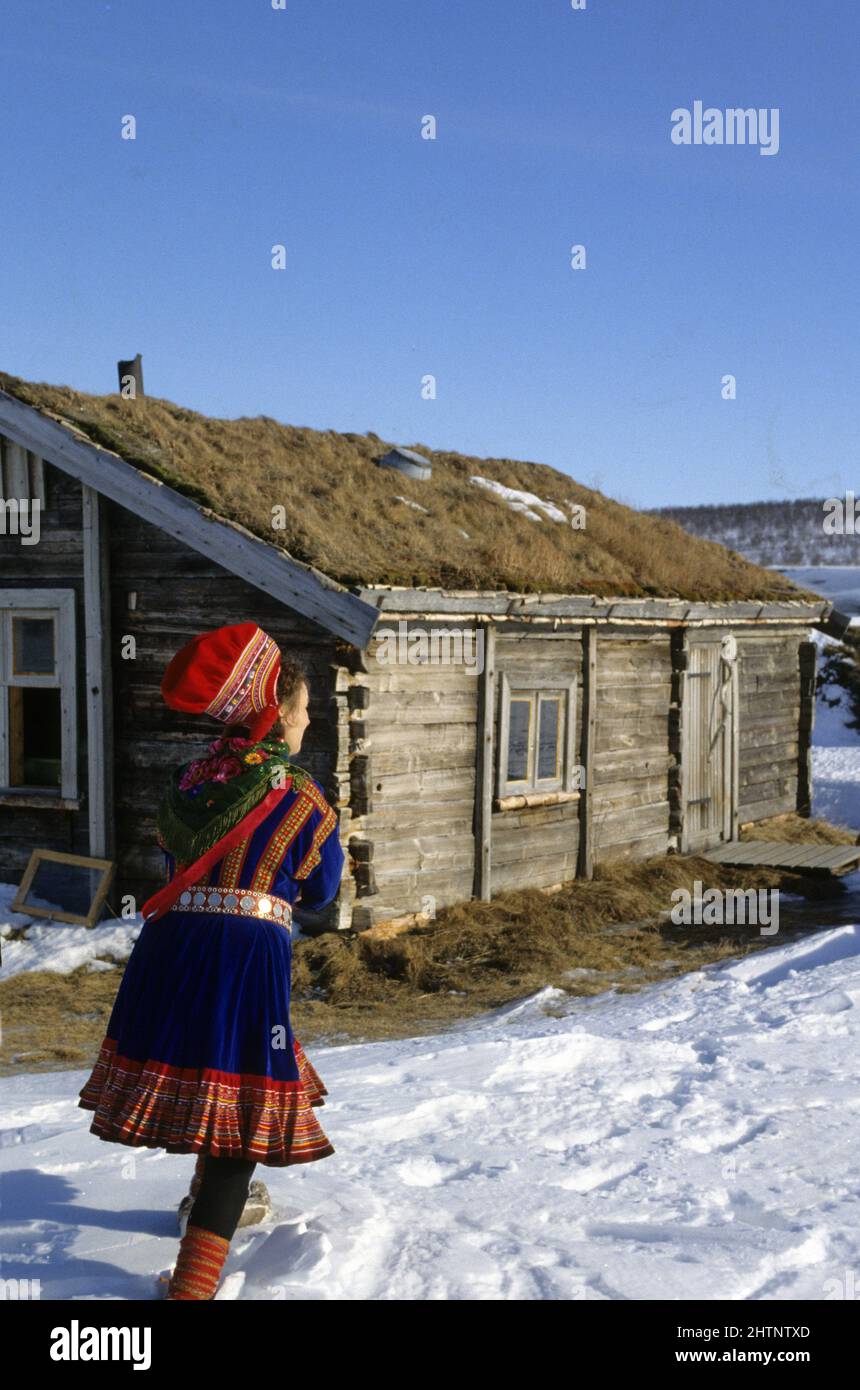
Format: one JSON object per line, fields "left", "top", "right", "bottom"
{"left": 155, "top": 733, "right": 311, "bottom": 869}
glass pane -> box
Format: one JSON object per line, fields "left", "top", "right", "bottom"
{"left": 9, "top": 687, "right": 62, "bottom": 787}
{"left": 507, "top": 697, "right": 532, "bottom": 781}
{"left": 12, "top": 617, "right": 56, "bottom": 675}
{"left": 537, "top": 697, "right": 561, "bottom": 779}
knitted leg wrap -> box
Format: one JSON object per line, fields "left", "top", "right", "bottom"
{"left": 165, "top": 1222, "right": 230, "bottom": 1301}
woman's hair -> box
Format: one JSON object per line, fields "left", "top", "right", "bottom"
{"left": 267, "top": 649, "right": 310, "bottom": 743}
{"left": 222, "top": 649, "right": 309, "bottom": 742}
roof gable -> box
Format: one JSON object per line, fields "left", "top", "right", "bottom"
{"left": 0, "top": 385, "right": 379, "bottom": 648}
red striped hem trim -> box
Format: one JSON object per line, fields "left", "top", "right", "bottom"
{"left": 78, "top": 1035, "right": 335, "bottom": 1166}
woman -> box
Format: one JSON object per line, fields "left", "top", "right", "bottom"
{"left": 77, "top": 621, "right": 344, "bottom": 1300}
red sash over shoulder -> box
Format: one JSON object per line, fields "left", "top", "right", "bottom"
{"left": 140, "top": 784, "right": 292, "bottom": 924}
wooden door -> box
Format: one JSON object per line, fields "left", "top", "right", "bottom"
{"left": 683, "top": 637, "right": 738, "bottom": 852}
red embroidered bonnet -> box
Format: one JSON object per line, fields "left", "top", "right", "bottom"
{"left": 160, "top": 622, "right": 282, "bottom": 743}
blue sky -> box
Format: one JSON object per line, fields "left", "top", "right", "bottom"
{"left": 1, "top": 1, "right": 856, "bottom": 508}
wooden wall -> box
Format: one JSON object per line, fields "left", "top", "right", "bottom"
{"left": 351, "top": 619, "right": 814, "bottom": 925}
{"left": 347, "top": 623, "right": 479, "bottom": 927}
{"left": 736, "top": 630, "right": 805, "bottom": 824}
{"left": 0, "top": 460, "right": 91, "bottom": 879}
{"left": 592, "top": 631, "right": 673, "bottom": 862}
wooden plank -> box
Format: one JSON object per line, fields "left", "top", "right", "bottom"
{"left": 594, "top": 750, "right": 674, "bottom": 782}
{"left": 758, "top": 843, "right": 815, "bottom": 866}
{"left": 804, "top": 845, "right": 860, "bottom": 870}
{"left": 739, "top": 739, "right": 799, "bottom": 769}
{"left": 705, "top": 841, "right": 772, "bottom": 865}
{"left": 739, "top": 792, "right": 797, "bottom": 823}
{"left": 81, "top": 485, "right": 115, "bottom": 859}
{"left": 0, "top": 390, "right": 380, "bottom": 647}
{"left": 702, "top": 841, "right": 860, "bottom": 875}
{"left": 730, "top": 653, "right": 740, "bottom": 839}
{"left": 474, "top": 623, "right": 496, "bottom": 902}
{"left": 593, "top": 828, "right": 670, "bottom": 862}
{"left": 358, "top": 587, "right": 829, "bottom": 626}
{"left": 577, "top": 625, "right": 596, "bottom": 880}
{"left": 594, "top": 776, "right": 671, "bottom": 812}
{"left": 4, "top": 440, "right": 30, "bottom": 499}
{"left": 594, "top": 802, "right": 670, "bottom": 845}
{"left": 797, "top": 640, "right": 816, "bottom": 818}
{"left": 781, "top": 843, "right": 856, "bottom": 869}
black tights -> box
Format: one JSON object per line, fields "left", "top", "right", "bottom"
{"left": 188, "top": 1155, "right": 257, "bottom": 1242}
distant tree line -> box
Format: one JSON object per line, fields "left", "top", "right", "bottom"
{"left": 651, "top": 497, "right": 860, "bottom": 567}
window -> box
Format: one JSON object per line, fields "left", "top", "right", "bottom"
{"left": 497, "top": 673, "right": 578, "bottom": 798}
{"left": 0, "top": 590, "right": 77, "bottom": 798}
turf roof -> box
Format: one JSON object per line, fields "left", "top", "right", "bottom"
{"left": 0, "top": 371, "right": 813, "bottom": 603}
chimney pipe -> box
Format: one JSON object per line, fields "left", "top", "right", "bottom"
{"left": 117, "top": 354, "right": 144, "bottom": 399}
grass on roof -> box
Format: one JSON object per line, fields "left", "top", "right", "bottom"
{"left": 0, "top": 371, "right": 816, "bottom": 602}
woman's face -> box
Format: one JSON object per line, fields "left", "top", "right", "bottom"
{"left": 279, "top": 680, "right": 310, "bottom": 753}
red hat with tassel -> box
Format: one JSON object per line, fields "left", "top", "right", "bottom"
{"left": 160, "top": 622, "right": 282, "bottom": 743}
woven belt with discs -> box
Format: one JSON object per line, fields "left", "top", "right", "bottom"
{"left": 170, "top": 883, "right": 293, "bottom": 929}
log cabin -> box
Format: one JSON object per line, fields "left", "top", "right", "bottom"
{"left": 0, "top": 369, "right": 846, "bottom": 931}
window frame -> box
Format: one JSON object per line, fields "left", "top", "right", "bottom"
{"left": 0, "top": 589, "right": 77, "bottom": 798}
{"left": 497, "top": 672, "right": 578, "bottom": 798}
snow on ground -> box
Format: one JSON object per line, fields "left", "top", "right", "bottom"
{"left": 0, "top": 884, "right": 327, "bottom": 982}
{"left": 813, "top": 740, "right": 860, "bottom": 828}
{"left": 0, "top": 886, "right": 141, "bottom": 980}
{"left": 808, "top": 616, "right": 860, "bottom": 827}
{"left": 2, "top": 927, "right": 860, "bottom": 1301}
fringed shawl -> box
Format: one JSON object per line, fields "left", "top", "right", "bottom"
{"left": 155, "top": 734, "right": 311, "bottom": 869}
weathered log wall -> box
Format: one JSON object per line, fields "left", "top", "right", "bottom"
{"left": 736, "top": 630, "right": 805, "bottom": 823}
{"left": 0, "top": 461, "right": 91, "bottom": 878}
{"left": 347, "top": 623, "right": 479, "bottom": 927}
{"left": 592, "top": 632, "right": 673, "bottom": 862}
{"left": 311, "top": 619, "right": 816, "bottom": 924}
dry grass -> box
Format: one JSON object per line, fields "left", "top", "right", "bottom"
{"left": 740, "top": 812, "right": 857, "bottom": 845}
{"left": 0, "top": 370, "right": 817, "bottom": 602}
{"left": 1, "top": 846, "right": 847, "bottom": 1073}
{"left": 0, "top": 967, "right": 116, "bottom": 1072}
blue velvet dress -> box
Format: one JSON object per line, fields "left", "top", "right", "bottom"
{"left": 78, "top": 773, "right": 345, "bottom": 1166}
